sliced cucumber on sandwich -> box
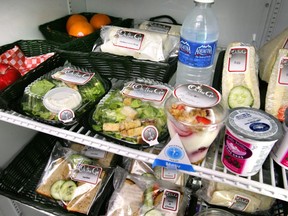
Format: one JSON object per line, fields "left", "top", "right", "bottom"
{"left": 50, "top": 179, "right": 77, "bottom": 201}
{"left": 228, "top": 86, "right": 254, "bottom": 108}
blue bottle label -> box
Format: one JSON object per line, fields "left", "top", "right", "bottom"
{"left": 178, "top": 37, "right": 217, "bottom": 67}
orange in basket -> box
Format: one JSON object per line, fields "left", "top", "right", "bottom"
{"left": 68, "top": 21, "right": 94, "bottom": 37}
{"left": 90, "top": 13, "right": 111, "bottom": 30}
{"left": 66, "top": 14, "right": 88, "bottom": 32}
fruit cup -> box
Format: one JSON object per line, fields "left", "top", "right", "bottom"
{"left": 165, "top": 84, "right": 227, "bottom": 164}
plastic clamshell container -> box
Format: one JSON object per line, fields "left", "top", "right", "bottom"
{"left": 89, "top": 77, "right": 173, "bottom": 148}
{"left": 194, "top": 208, "right": 234, "bottom": 216}
{"left": 20, "top": 65, "right": 110, "bottom": 126}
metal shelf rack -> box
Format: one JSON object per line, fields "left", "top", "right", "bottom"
{"left": 0, "top": 108, "right": 287, "bottom": 202}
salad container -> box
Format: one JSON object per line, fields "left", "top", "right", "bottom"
{"left": 88, "top": 78, "right": 173, "bottom": 148}
{"left": 20, "top": 65, "right": 111, "bottom": 126}
{"left": 165, "top": 84, "right": 228, "bottom": 164}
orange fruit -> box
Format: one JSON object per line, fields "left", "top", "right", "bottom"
{"left": 90, "top": 13, "right": 111, "bottom": 30}
{"left": 68, "top": 21, "right": 94, "bottom": 37}
{"left": 66, "top": 14, "right": 88, "bottom": 32}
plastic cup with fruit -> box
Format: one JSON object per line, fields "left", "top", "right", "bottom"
{"left": 165, "top": 84, "right": 228, "bottom": 164}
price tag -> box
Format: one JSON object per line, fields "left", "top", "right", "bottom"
{"left": 152, "top": 134, "right": 194, "bottom": 172}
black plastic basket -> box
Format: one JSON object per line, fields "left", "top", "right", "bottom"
{"left": 0, "top": 132, "right": 115, "bottom": 216}
{"left": 56, "top": 18, "right": 178, "bottom": 83}
{"left": 0, "top": 40, "right": 66, "bottom": 109}
{"left": 39, "top": 12, "right": 123, "bottom": 44}
{"left": 0, "top": 133, "right": 74, "bottom": 215}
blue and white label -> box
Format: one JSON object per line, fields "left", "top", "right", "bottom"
{"left": 178, "top": 37, "right": 217, "bottom": 68}
{"left": 152, "top": 134, "right": 194, "bottom": 172}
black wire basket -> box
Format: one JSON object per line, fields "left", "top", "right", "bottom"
{"left": 0, "top": 132, "right": 116, "bottom": 216}
{"left": 39, "top": 12, "right": 123, "bottom": 44}
{"left": 0, "top": 40, "right": 66, "bottom": 109}
{"left": 56, "top": 17, "right": 178, "bottom": 83}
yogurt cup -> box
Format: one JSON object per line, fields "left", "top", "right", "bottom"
{"left": 222, "top": 107, "right": 283, "bottom": 176}
{"left": 165, "top": 84, "right": 227, "bottom": 164}
{"left": 270, "top": 123, "right": 288, "bottom": 170}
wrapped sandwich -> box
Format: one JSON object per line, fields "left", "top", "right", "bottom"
{"left": 106, "top": 166, "right": 192, "bottom": 216}
{"left": 221, "top": 42, "right": 260, "bottom": 109}
{"left": 36, "top": 142, "right": 114, "bottom": 215}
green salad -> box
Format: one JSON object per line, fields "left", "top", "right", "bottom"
{"left": 92, "top": 89, "right": 168, "bottom": 144}
{"left": 22, "top": 71, "right": 106, "bottom": 122}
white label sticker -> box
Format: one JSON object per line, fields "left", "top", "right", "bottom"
{"left": 121, "top": 82, "right": 169, "bottom": 102}
{"left": 113, "top": 29, "right": 144, "bottom": 50}
{"left": 142, "top": 125, "right": 159, "bottom": 146}
{"left": 81, "top": 146, "right": 107, "bottom": 159}
{"left": 161, "top": 167, "right": 177, "bottom": 180}
{"left": 58, "top": 109, "right": 75, "bottom": 123}
{"left": 173, "top": 84, "right": 221, "bottom": 108}
{"left": 52, "top": 68, "right": 94, "bottom": 85}
{"left": 71, "top": 165, "right": 102, "bottom": 184}
{"left": 228, "top": 47, "right": 248, "bottom": 72}
{"left": 161, "top": 189, "right": 180, "bottom": 213}
{"left": 277, "top": 57, "right": 288, "bottom": 85}
{"left": 230, "top": 195, "right": 250, "bottom": 211}
{"left": 146, "top": 22, "right": 171, "bottom": 34}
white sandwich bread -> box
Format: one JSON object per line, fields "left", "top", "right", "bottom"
{"left": 221, "top": 42, "right": 260, "bottom": 109}
{"left": 265, "top": 48, "right": 288, "bottom": 121}
{"left": 259, "top": 27, "right": 288, "bottom": 83}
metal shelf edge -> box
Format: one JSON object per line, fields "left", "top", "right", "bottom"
{"left": 0, "top": 110, "right": 287, "bottom": 202}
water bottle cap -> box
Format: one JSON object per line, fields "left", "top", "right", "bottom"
{"left": 195, "top": 0, "right": 214, "bottom": 3}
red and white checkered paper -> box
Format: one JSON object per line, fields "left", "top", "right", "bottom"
{"left": 0, "top": 45, "right": 55, "bottom": 76}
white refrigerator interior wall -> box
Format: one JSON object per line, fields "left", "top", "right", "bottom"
{"left": 0, "top": 0, "right": 288, "bottom": 215}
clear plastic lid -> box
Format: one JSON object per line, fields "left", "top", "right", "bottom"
{"left": 43, "top": 87, "right": 82, "bottom": 113}
{"left": 194, "top": 208, "right": 234, "bottom": 216}
{"left": 165, "top": 84, "right": 227, "bottom": 127}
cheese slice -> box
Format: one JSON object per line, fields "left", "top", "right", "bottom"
{"left": 221, "top": 42, "right": 260, "bottom": 109}
{"left": 265, "top": 48, "right": 288, "bottom": 121}
{"left": 259, "top": 27, "right": 288, "bottom": 83}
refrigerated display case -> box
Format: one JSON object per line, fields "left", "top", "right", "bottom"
{"left": 0, "top": 0, "right": 287, "bottom": 215}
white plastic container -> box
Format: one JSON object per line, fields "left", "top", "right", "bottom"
{"left": 270, "top": 121, "right": 288, "bottom": 169}
{"left": 175, "top": 0, "right": 219, "bottom": 86}
{"left": 221, "top": 107, "right": 283, "bottom": 176}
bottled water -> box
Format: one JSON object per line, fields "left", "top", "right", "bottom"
{"left": 175, "top": 0, "right": 219, "bottom": 86}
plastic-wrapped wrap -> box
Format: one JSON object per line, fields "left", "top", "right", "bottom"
{"left": 106, "top": 166, "right": 192, "bottom": 216}
{"left": 92, "top": 26, "right": 179, "bottom": 62}
{"left": 196, "top": 180, "right": 275, "bottom": 214}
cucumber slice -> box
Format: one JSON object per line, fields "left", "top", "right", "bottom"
{"left": 228, "top": 86, "right": 254, "bottom": 108}
{"left": 59, "top": 180, "right": 77, "bottom": 201}
{"left": 68, "top": 154, "right": 92, "bottom": 168}
{"left": 144, "top": 186, "right": 154, "bottom": 208}
{"left": 50, "top": 180, "right": 65, "bottom": 200}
